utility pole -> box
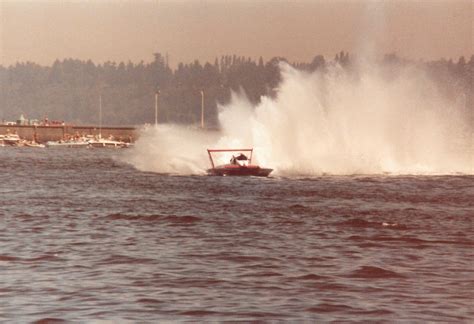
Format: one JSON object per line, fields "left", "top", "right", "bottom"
{"left": 200, "top": 90, "right": 204, "bottom": 129}
{"left": 155, "top": 89, "right": 160, "bottom": 127}
{"left": 99, "top": 94, "right": 102, "bottom": 139}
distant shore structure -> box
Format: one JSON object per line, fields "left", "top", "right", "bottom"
{"left": 1, "top": 114, "right": 66, "bottom": 127}
{"left": 0, "top": 124, "right": 136, "bottom": 144}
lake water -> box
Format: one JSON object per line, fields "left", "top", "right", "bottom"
{"left": 0, "top": 148, "right": 473, "bottom": 322}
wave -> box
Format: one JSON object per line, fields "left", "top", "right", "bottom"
{"left": 32, "top": 318, "right": 67, "bottom": 324}
{"left": 0, "top": 255, "right": 21, "bottom": 262}
{"left": 306, "top": 303, "right": 356, "bottom": 313}
{"left": 350, "top": 265, "right": 405, "bottom": 279}
{"left": 338, "top": 218, "right": 408, "bottom": 230}
{"left": 105, "top": 213, "right": 202, "bottom": 224}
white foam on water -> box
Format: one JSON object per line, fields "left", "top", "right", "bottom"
{"left": 123, "top": 124, "right": 218, "bottom": 175}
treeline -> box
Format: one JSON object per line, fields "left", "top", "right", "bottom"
{"left": 0, "top": 52, "right": 472, "bottom": 126}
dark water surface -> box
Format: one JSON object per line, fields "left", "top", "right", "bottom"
{"left": 1, "top": 148, "right": 473, "bottom": 323}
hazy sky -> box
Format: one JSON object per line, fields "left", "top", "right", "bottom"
{"left": 0, "top": 0, "right": 472, "bottom": 67}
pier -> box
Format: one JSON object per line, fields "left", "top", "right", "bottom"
{"left": 0, "top": 125, "right": 137, "bottom": 143}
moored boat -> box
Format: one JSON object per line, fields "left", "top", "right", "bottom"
{"left": 1, "top": 134, "right": 22, "bottom": 146}
{"left": 88, "top": 137, "right": 130, "bottom": 148}
{"left": 46, "top": 139, "right": 90, "bottom": 148}
{"left": 24, "top": 141, "right": 45, "bottom": 148}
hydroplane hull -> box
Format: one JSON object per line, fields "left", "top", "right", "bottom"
{"left": 207, "top": 164, "right": 273, "bottom": 177}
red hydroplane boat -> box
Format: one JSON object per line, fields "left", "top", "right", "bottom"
{"left": 207, "top": 148, "right": 273, "bottom": 177}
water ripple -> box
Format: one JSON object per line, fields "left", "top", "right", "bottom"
{"left": 0, "top": 148, "right": 473, "bottom": 322}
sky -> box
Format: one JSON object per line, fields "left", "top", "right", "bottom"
{"left": 0, "top": 0, "right": 472, "bottom": 67}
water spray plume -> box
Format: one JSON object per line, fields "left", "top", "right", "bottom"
{"left": 125, "top": 125, "right": 217, "bottom": 175}
{"left": 125, "top": 62, "right": 472, "bottom": 176}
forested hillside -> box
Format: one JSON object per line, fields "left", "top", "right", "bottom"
{"left": 0, "top": 52, "right": 472, "bottom": 127}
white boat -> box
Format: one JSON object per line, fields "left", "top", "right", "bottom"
{"left": 0, "top": 134, "right": 22, "bottom": 146}
{"left": 46, "top": 139, "right": 90, "bottom": 148}
{"left": 24, "top": 141, "right": 46, "bottom": 148}
{"left": 88, "top": 137, "right": 130, "bottom": 148}
{"left": 86, "top": 95, "right": 129, "bottom": 148}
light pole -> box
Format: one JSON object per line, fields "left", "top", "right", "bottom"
{"left": 155, "top": 89, "right": 160, "bottom": 127}
{"left": 200, "top": 90, "right": 204, "bottom": 129}
{"left": 99, "top": 94, "right": 102, "bottom": 139}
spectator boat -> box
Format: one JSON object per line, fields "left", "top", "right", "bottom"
{"left": 0, "top": 134, "right": 22, "bottom": 146}
{"left": 88, "top": 136, "right": 130, "bottom": 148}
{"left": 46, "top": 138, "right": 90, "bottom": 148}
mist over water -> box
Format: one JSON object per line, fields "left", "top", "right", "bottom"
{"left": 126, "top": 62, "right": 472, "bottom": 176}
{"left": 126, "top": 125, "right": 216, "bottom": 175}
